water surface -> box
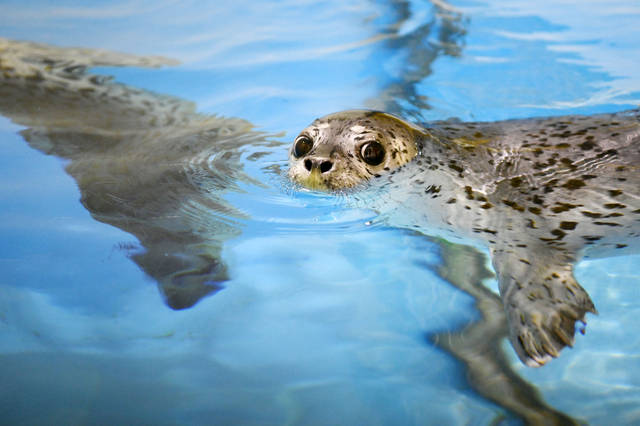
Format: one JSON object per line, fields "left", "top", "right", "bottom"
{"left": 1, "top": 1, "right": 639, "bottom": 424}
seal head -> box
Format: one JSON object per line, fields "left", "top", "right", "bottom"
{"left": 288, "top": 110, "right": 422, "bottom": 190}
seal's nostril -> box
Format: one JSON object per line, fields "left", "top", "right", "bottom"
{"left": 304, "top": 159, "right": 312, "bottom": 171}
{"left": 320, "top": 161, "right": 332, "bottom": 173}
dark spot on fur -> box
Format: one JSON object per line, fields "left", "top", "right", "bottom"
{"left": 608, "top": 189, "right": 623, "bottom": 197}
{"left": 472, "top": 227, "right": 497, "bottom": 235}
{"left": 560, "top": 158, "right": 574, "bottom": 167}
{"left": 597, "top": 149, "right": 618, "bottom": 158}
{"left": 579, "top": 140, "right": 596, "bottom": 150}
{"left": 603, "top": 203, "right": 626, "bottom": 209}
{"left": 448, "top": 163, "right": 464, "bottom": 173}
{"left": 563, "top": 179, "right": 586, "bottom": 190}
{"left": 544, "top": 179, "right": 559, "bottom": 193}
{"left": 551, "top": 203, "right": 581, "bottom": 213}
{"left": 464, "top": 186, "right": 474, "bottom": 200}
{"left": 446, "top": 198, "right": 457, "bottom": 204}
{"left": 593, "top": 221, "right": 622, "bottom": 227}
{"left": 582, "top": 211, "right": 602, "bottom": 218}
{"left": 502, "top": 199, "right": 525, "bottom": 212}
{"left": 616, "top": 244, "right": 628, "bottom": 249}
{"left": 559, "top": 221, "right": 577, "bottom": 230}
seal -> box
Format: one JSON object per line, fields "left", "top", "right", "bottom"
{"left": 288, "top": 109, "right": 640, "bottom": 367}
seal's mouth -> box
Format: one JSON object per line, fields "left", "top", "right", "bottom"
{"left": 295, "top": 168, "right": 331, "bottom": 191}
{"left": 288, "top": 157, "right": 369, "bottom": 192}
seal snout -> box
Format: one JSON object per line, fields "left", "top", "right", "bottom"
{"left": 304, "top": 158, "right": 333, "bottom": 174}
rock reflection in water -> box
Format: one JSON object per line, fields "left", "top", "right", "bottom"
{"left": 0, "top": 37, "right": 278, "bottom": 309}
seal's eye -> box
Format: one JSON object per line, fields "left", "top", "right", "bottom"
{"left": 360, "top": 141, "right": 385, "bottom": 166}
{"left": 293, "top": 135, "right": 313, "bottom": 158}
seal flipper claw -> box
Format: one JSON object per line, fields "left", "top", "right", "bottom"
{"left": 552, "top": 321, "right": 574, "bottom": 347}
{"left": 491, "top": 247, "right": 596, "bottom": 366}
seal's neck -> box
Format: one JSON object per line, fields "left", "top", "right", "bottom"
{"left": 353, "top": 129, "right": 490, "bottom": 245}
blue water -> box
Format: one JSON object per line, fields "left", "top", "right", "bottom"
{"left": 1, "top": 1, "right": 639, "bottom": 424}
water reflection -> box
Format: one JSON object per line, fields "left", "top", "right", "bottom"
{"left": 431, "top": 241, "right": 579, "bottom": 425}
{"left": 0, "top": 37, "right": 279, "bottom": 309}
{"left": 366, "top": 0, "right": 467, "bottom": 121}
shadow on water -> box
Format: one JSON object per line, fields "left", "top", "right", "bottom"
{"left": 0, "top": 37, "right": 280, "bottom": 310}
{"left": 0, "top": 6, "right": 578, "bottom": 420}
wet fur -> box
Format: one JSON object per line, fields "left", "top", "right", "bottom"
{"left": 289, "top": 109, "right": 640, "bottom": 366}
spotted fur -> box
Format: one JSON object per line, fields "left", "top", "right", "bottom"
{"left": 289, "top": 109, "right": 640, "bottom": 366}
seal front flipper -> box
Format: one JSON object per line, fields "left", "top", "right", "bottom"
{"left": 491, "top": 247, "right": 597, "bottom": 367}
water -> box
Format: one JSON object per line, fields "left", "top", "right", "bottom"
{"left": 1, "top": 1, "right": 639, "bottom": 424}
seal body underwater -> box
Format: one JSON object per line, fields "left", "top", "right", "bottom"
{"left": 288, "top": 109, "right": 640, "bottom": 367}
